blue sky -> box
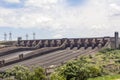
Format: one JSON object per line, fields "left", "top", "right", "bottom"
{"left": 0, "top": 0, "right": 24, "bottom": 8}
{"left": 0, "top": 0, "right": 120, "bottom": 41}
{"left": 0, "top": 27, "right": 55, "bottom": 40}
{"left": 66, "top": 0, "right": 86, "bottom": 6}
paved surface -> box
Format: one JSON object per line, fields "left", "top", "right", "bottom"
{"left": 0, "top": 51, "right": 33, "bottom": 61}
{"left": 0, "top": 47, "right": 18, "bottom": 53}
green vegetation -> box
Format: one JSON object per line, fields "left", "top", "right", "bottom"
{"left": 50, "top": 48, "right": 120, "bottom": 80}
{"left": 0, "top": 65, "right": 46, "bottom": 80}
{"left": 88, "top": 74, "right": 120, "bottom": 80}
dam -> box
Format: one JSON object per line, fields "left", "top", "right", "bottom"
{"left": 0, "top": 32, "right": 119, "bottom": 71}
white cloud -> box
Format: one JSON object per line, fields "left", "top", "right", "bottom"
{"left": 25, "top": 0, "right": 60, "bottom": 9}
{"left": 110, "top": 3, "right": 120, "bottom": 10}
{"left": 4, "top": 0, "right": 21, "bottom": 3}
{"left": 53, "top": 34, "right": 63, "bottom": 38}
{"left": 0, "top": 0, "right": 120, "bottom": 37}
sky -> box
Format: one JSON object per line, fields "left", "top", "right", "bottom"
{"left": 0, "top": 0, "right": 120, "bottom": 40}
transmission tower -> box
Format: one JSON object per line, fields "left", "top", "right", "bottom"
{"left": 33, "top": 32, "right": 36, "bottom": 40}
{"left": 4, "top": 33, "right": 7, "bottom": 41}
{"left": 9, "top": 32, "right": 12, "bottom": 41}
{"left": 26, "top": 34, "right": 28, "bottom": 40}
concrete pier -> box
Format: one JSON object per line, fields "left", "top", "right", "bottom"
{"left": 115, "top": 32, "right": 119, "bottom": 49}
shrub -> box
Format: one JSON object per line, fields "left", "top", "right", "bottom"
{"left": 51, "top": 61, "right": 103, "bottom": 80}
{"left": 0, "top": 65, "right": 46, "bottom": 80}
{"left": 99, "top": 48, "right": 114, "bottom": 53}
{"left": 50, "top": 72, "right": 66, "bottom": 80}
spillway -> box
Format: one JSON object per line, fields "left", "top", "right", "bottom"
{"left": 0, "top": 47, "right": 98, "bottom": 71}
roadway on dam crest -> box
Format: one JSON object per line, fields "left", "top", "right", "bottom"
{"left": 0, "top": 47, "right": 99, "bottom": 71}
{"left": 0, "top": 47, "right": 19, "bottom": 54}
{"left": 0, "top": 51, "right": 33, "bottom": 61}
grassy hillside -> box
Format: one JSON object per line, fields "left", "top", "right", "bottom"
{"left": 88, "top": 75, "right": 120, "bottom": 80}
{"left": 50, "top": 48, "right": 120, "bottom": 80}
